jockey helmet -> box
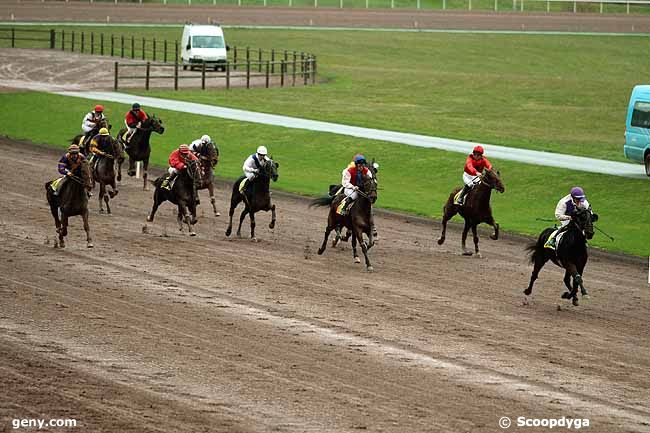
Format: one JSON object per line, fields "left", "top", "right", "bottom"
{"left": 473, "top": 145, "right": 484, "bottom": 155}
{"left": 94, "top": 104, "right": 104, "bottom": 113}
{"left": 132, "top": 102, "right": 141, "bottom": 110}
{"left": 179, "top": 144, "right": 190, "bottom": 154}
{"left": 99, "top": 127, "right": 109, "bottom": 136}
{"left": 201, "top": 134, "right": 211, "bottom": 144}
{"left": 68, "top": 144, "right": 80, "bottom": 153}
{"left": 570, "top": 186, "right": 585, "bottom": 200}
{"left": 256, "top": 145, "right": 268, "bottom": 156}
{"left": 354, "top": 154, "right": 366, "bottom": 164}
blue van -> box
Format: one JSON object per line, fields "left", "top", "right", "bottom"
{"left": 624, "top": 85, "right": 650, "bottom": 176}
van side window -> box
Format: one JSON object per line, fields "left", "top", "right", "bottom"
{"left": 631, "top": 101, "right": 650, "bottom": 129}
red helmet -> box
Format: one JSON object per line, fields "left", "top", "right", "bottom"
{"left": 94, "top": 104, "right": 104, "bottom": 113}
{"left": 473, "top": 145, "right": 484, "bottom": 155}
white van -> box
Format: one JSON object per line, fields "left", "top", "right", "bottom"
{"left": 181, "top": 24, "right": 228, "bottom": 71}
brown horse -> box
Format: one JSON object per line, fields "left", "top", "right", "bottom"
{"left": 72, "top": 119, "right": 110, "bottom": 155}
{"left": 437, "top": 169, "right": 505, "bottom": 257}
{"left": 45, "top": 159, "right": 93, "bottom": 248}
{"left": 90, "top": 135, "right": 123, "bottom": 214}
{"left": 311, "top": 170, "right": 378, "bottom": 271}
{"left": 117, "top": 115, "right": 165, "bottom": 190}
{"left": 194, "top": 140, "right": 221, "bottom": 216}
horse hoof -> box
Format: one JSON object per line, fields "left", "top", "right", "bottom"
{"left": 189, "top": 232, "right": 197, "bottom": 237}
{"left": 117, "top": 175, "right": 122, "bottom": 182}
{"left": 561, "top": 292, "right": 572, "bottom": 299}
{"left": 572, "top": 298, "right": 579, "bottom": 307}
{"left": 99, "top": 209, "right": 105, "bottom": 214}
{"left": 366, "top": 266, "right": 374, "bottom": 272}
{"left": 215, "top": 212, "right": 221, "bottom": 217}
{"left": 87, "top": 243, "right": 94, "bottom": 248}
{"left": 269, "top": 222, "right": 276, "bottom": 229}
{"left": 437, "top": 238, "right": 445, "bottom": 245}
{"left": 475, "top": 252, "right": 482, "bottom": 258}
{"left": 317, "top": 248, "right": 325, "bottom": 255}
{"left": 127, "top": 171, "right": 135, "bottom": 177}
{"left": 225, "top": 228, "right": 232, "bottom": 237}
{"left": 582, "top": 294, "right": 590, "bottom": 300}
{"left": 354, "top": 257, "right": 361, "bottom": 264}
{"left": 146, "top": 215, "right": 153, "bottom": 222}
{"left": 523, "top": 289, "right": 532, "bottom": 296}
{"left": 190, "top": 219, "right": 198, "bottom": 225}
{"left": 462, "top": 250, "right": 473, "bottom": 256}
{"left": 251, "top": 237, "right": 258, "bottom": 242}
{"left": 490, "top": 235, "right": 498, "bottom": 240}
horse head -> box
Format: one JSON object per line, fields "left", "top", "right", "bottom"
{"left": 143, "top": 115, "right": 165, "bottom": 135}
{"left": 571, "top": 206, "right": 594, "bottom": 240}
{"left": 481, "top": 168, "right": 505, "bottom": 193}
{"left": 261, "top": 157, "right": 279, "bottom": 182}
{"left": 186, "top": 159, "right": 202, "bottom": 187}
{"left": 204, "top": 141, "right": 219, "bottom": 168}
{"left": 79, "top": 159, "right": 93, "bottom": 192}
{"left": 361, "top": 171, "right": 378, "bottom": 204}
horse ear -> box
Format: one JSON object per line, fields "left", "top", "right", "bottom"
{"left": 275, "top": 162, "right": 280, "bottom": 168}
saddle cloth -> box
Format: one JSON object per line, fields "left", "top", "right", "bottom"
{"left": 50, "top": 177, "right": 63, "bottom": 191}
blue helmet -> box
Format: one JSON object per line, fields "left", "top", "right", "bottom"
{"left": 132, "top": 102, "right": 141, "bottom": 110}
{"left": 354, "top": 154, "right": 366, "bottom": 164}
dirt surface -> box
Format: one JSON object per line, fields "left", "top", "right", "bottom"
{"left": 0, "top": 138, "right": 648, "bottom": 432}
{"left": 4, "top": 1, "right": 650, "bottom": 33}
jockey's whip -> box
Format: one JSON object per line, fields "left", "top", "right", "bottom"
{"left": 535, "top": 218, "right": 614, "bottom": 241}
{"left": 594, "top": 226, "right": 615, "bottom": 241}
{"left": 535, "top": 218, "right": 555, "bottom": 222}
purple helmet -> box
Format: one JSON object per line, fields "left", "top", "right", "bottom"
{"left": 570, "top": 186, "right": 585, "bottom": 200}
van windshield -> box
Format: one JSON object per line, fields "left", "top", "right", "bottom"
{"left": 632, "top": 101, "right": 650, "bottom": 129}
{"left": 191, "top": 36, "right": 225, "bottom": 49}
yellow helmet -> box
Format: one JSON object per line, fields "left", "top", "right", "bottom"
{"left": 99, "top": 127, "right": 109, "bottom": 136}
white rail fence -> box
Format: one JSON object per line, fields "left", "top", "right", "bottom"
{"left": 52, "top": 0, "right": 650, "bottom": 14}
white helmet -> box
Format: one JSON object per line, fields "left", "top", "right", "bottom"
{"left": 201, "top": 134, "right": 211, "bottom": 144}
{"left": 256, "top": 145, "right": 268, "bottom": 155}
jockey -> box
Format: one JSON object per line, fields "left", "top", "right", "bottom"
{"left": 124, "top": 102, "right": 148, "bottom": 144}
{"left": 162, "top": 144, "right": 198, "bottom": 190}
{"left": 544, "top": 187, "right": 593, "bottom": 249}
{"left": 455, "top": 145, "right": 492, "bottom": 205}
{"left": 239, "top": 145, "right": 270, "bottom": 193}
{"left": 338, "top": 154, "right": 372, "bottom": 215}
{"left": 81, "top": 104, "right": 106, "bottom": 144}
{"left": 88, "top": 127, "right": 113, "bottom": 168}
{"left": 189, "top": 134, "right": 213, "bottom": 156}
{"left": 54, "top": 144, "right": 89, "bottom": 196}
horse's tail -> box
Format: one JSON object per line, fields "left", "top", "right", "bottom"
{"left": 526, "top": 229, "right": 552, "bottom": 263}
{"left": 310, "top": 196, "right": 334, "bottom": 208}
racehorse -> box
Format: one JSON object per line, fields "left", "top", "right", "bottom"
{"left": 117, "top": 115, "right": 165, "bottom": 190}
{"left": 147, "top": 159, "right": 202, "bottom": 236}
{"left": 225, "top": 158, "right": 279, "bottom": 241}
{"left": 437, "top": 168, "right": 505, "bottom": 257}
{"left": 524, "top": 206, "right": 596, "bottom": 306}
{"left": 91, "top": 134, "right": 123, "bottom": 215}
{"left": 71, "top": 119, "right": 110, "bottom": 155}
{"left": 194, "top": 140, "right": 221, "bottom": 216}
{"left": 45, "top": 159, "right": 93, "bottom": 248}
{"left": 310, "top": 169, "right": 378, "bottom": 271}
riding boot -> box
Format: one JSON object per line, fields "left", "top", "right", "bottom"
{"left": 455, "top": 185, "right": 471, "bottom": 205}
{"left": 337, "top": 197, "right": 353, "bottom": 216}
{"left": 162, "top": 172, "right": 177, "bottom": 190}
{"left": 53, "top": 176, "right": 67, "bottom": 196}
{"left": 238, "top": 178, "right": 249, "bottom": 194}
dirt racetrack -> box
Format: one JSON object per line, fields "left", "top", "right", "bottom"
{"left": 0, "top": 137, "right": 648, "bottom": 432}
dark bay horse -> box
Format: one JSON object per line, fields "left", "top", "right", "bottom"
{"left": 524, "top": 206, "right": 596, "bottom": 306}
{"left": 91, "top": 135, "right": 123, "bottom": 214}
{"left": 437, "top": 168, "right": 505, "bottom": 257}
{"left": 45, "top": 159, "right": 93, "bottom": 248}
{"left": 225, "top": 158, "right": 279, "bottom": 241}
{"left": 147, "top": 160, "right": 202, "bottom": 236}
{"left": 194, "top": 140, "right": 221, "bottom": 216}
{"left": 311, "top": 171, "right": 378, "bottom": 271}
{"left": 72, "top": 119, "right": 110, "bottom": 155}
{"left": 117, "top": 115, "right": 165, "bottom": 190}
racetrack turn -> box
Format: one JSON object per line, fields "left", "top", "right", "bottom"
{"left": 0, "top": 138, "right": 648, "bottom": 432}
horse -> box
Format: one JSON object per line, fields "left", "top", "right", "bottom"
{"left": 437, "top": 168, "right": 505, "bottom": 257}
{"left": 45, "top": 159, "right": 94, "bottom": 248}
{"left": 194, "top": 140, "right": 221, "bottom": 217}
{"left": 225, "top": 158, "right": 279, "bottom": 241}
{"left": 310, "top": 170, "right": 378, "bottom": 271}
{"left": 90, "top": 135, "right": 123, "bottom": 215}
{"left": 71, "top": 119, "right": 111, "bottom": 155}
{"left": 117, "top": 115, "right": 165, "bottom": 190}
{"left": 147, "top": 159, "right": 202, "bottom": 236}
{"left": 524, "top": 206, "right": 596, "bottom": 306}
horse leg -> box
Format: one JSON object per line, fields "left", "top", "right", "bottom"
{"left": 49, "top": 202, "right": 61, "bottom": 248}
{"left": 354, "top": 227, "right": 373, "bottom": 271}
{"left": 117, "top": 157, "right": 123, "bottom": 182}
{"left": 461, "top": 220, "right": 472, "bottom": 255}
{"left": 236, "top": 208, "right": 249, "bottom": 238}
{"left": 83, "top": 209, "right": 93, "bottom": 248}
{"left": 269, "top": 203, "right": 276, "bottom": 230}
{"left": 485, "top": 215, "right": 499, "bottom": 240}
{"left": 208, "top": 183, "right": 220, "bottom": 217}
{"left": 98, "top": 183, "right": 106, "bottom": 214}
{"left": 189, "top": 203, "right": 198, "bottom": 225}
{"left": 127, "top": 158, "right": 135, "bottom": 177}
{"left": 318, "top": 225, "right": 333, "bottom": 255}
{"left": 437, "top": 202, "right": 456, "bottom": 245}
{"left": 471, "top": 223, "right": 481, "bottom": 258}
{"left": 331, "top": 227, "right": 342, "bottom": 247}
{"left": 58, "top": 214, "right": 68, "bottom": 248}
{"left": 560, "top": 263, "right": 580, "bottom": 305}
{"left": 143, "top": 159, "right": 149, "bottom": 191}
{"left": 147, "top": 193, "right": 162, "bottom": 222}
{"left": 249, "top": 211, "right": 257, "bottom": 241}
{"left": 177, "top": 207, "right": 184, "bottom": 232}
{"left": 184, "top": 205, "right": 196, "bottom": 236}
{"left": 524, "top": 251, "right": 549, "bottom": 296}
{"left": 351, "top": 234, "right": 360, "bottom": 264}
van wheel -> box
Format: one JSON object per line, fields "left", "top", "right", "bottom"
{"left": 645, "top": 153, "right": 650, "bottom": 177}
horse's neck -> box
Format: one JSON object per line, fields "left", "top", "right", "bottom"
{"left": 473, "top": 183, "right": 492, "bottom": 204}
{"left": 254, "top": 176, "right": 270, "bottom": 193}
{"left": 560, "top": 226, "right": 586, "bottom": 252}
{"left": 61, "top": 179, "right": 87, "bottom": 205}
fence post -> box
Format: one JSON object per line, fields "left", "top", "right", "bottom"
{"left": 226, "top": 61, "right": 230, "bottom": 90}
{"left": 233, "top": 46, "right": 238, "bottom": 70}
{"left": 174, "top": 61, "right": 178, "bottom": 90}
{"left": 312, "top": 56, "right": 316, "bottom": 84}
{"left": 131, "top": 36, "right": 135, "bottom": 59}
{"left": 50, "top": 29, "right": 55, "bottom": 49}
{"left": 121, "top": 35, "right": 124, "bottom": 57}
{"left": 101, "top": 33, "right": 104, "bottom": 56}
{"left": 61, "top": 30, "right": 65, "bottom": 51}
{"left": 300, "top": 52, "right": 304, "bottom": 78}
{"left": 246, "top": 46, "right": 250, "bottom": 66}
{"left": 71, "top": 31, "right": 75, "bottom": 52}
{"left": 265, "top": 60, "right": 270, "bottom": 88}
{"left": 81, "top": 32, "right": 84, "bottom": 53}
{"left": 91, "top": 32, "right": 94, "bottom": 55}
{"left": 201, "top": 61, "right": 206, "bottom": 90}
{"left": 11, "top": 28, "right": 14, "bottom": 48}
{"left": 246, "top": 60, "right": 251, "bottom": 89}
{"left": 175, "top": 40, "right": 179, "bottom": 63}
{"left": 258, "top": 48, "right": 262, "bottom": 72}
{"left": 292, "top": 53, "right": 296, "bottom": 86}
{"left": 145, "top": 61, "right": 150, "bottom": 90}
{"left": 271, "top": 49, "right": 275, "bottom": 74}
{"left": 153, "top": 38, "right": 156, "bottom": 62}
{"left": 281, "top": 60, "right": 285, "bottom": 87}
{"left": 164, "top": 39, "right": 168, "bottom": 63}
{"left": 114, "top": 61, "right": 119, "bottom": 90}
{"left": 142, "top": 38, "right": 145, "bottom": 60}
{"left": 304, "top": 57, "right": 308, "bottom": 85}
